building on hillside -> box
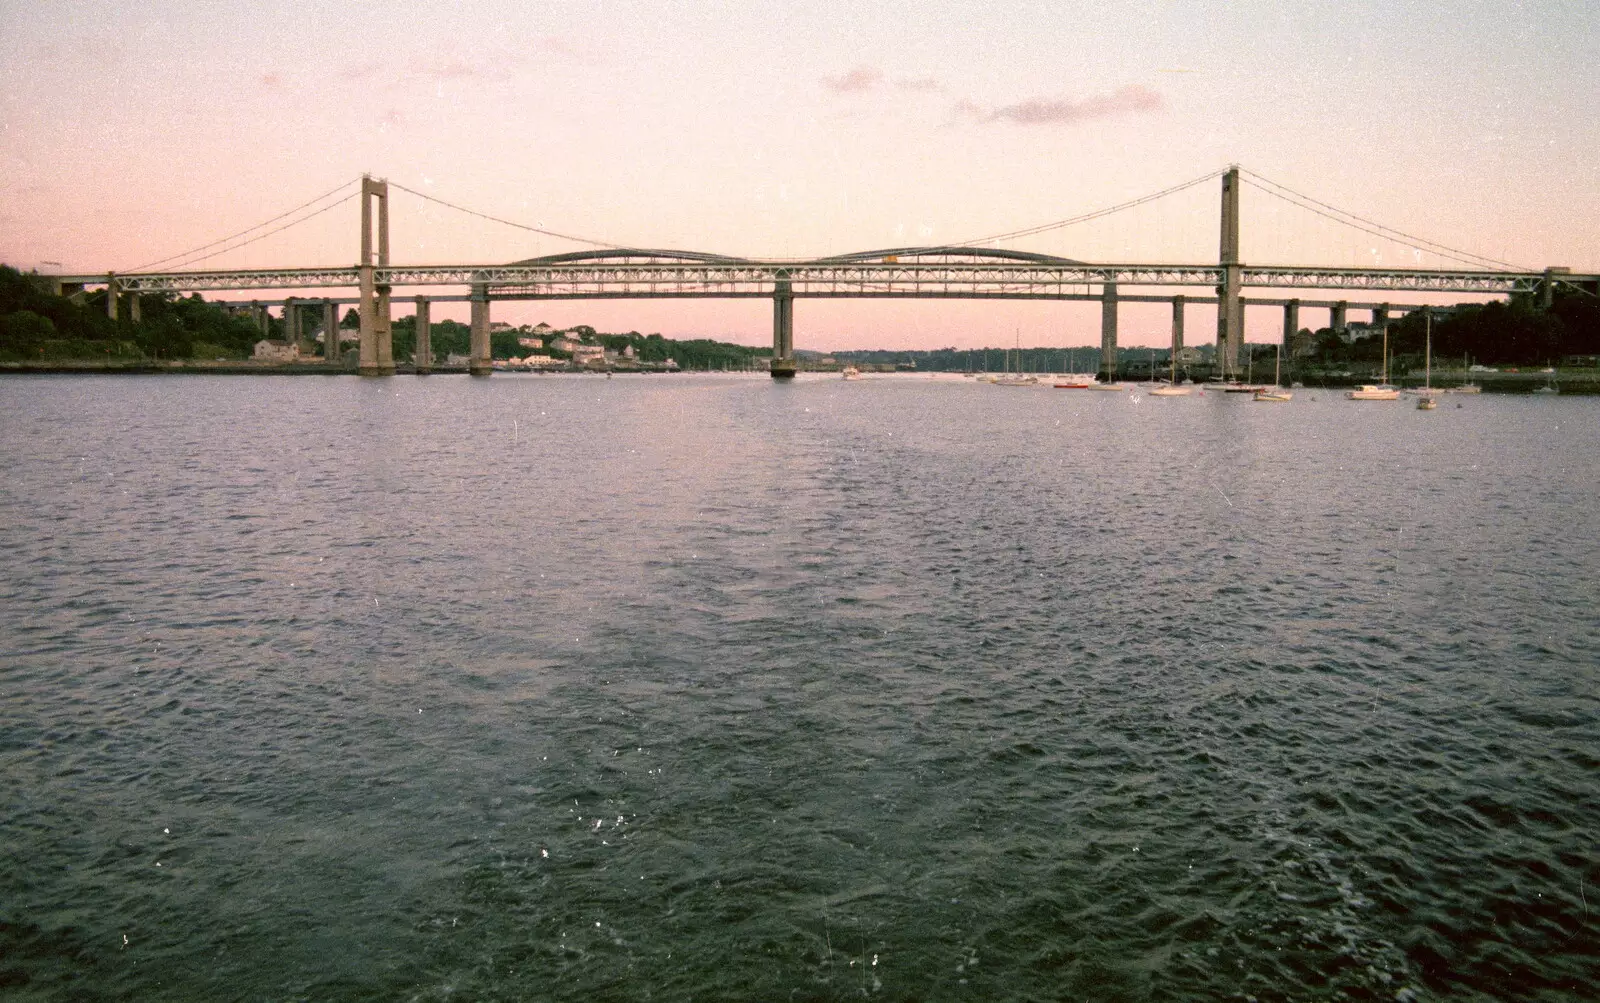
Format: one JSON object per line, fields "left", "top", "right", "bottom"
{"left": 571, "top": 345, "right": 606, "bottom": 366}
{"left": 490, "top": 321, "right": 513, "bottom": 333}
{"left": 551, "top": 335, "right": 581, "bottom": 353}
{"left": 253, "top": 339, "right": 299, "bottom": 362}
{"left": 518, "top": 336, "right": 545, "bottom": 349}
{"left": 532, "top": 322, "right": 554, "bottom": 337}
{"left": 523, "top": 353, "right": 559, "bottom": 368}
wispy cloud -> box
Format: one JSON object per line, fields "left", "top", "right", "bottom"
{"left": 964, "top": 85, "right": 1163, "bottom": 125}
{"left": 822, "top": 66, "right": 884, "bottom": 93}
{"left": 895, "top": 76, "right": 944, "bottom": 93}
{"left": 259, "top": 72, "right": 282, "bottom": 88}
{"left": 340, "top": 60, "right": 383, "bottom": 81}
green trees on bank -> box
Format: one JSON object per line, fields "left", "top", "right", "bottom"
{"left": 0, "top": 265, "right": 265, "bottom": 361}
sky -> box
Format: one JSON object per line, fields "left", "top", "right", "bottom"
{"left": 2, "top": 0, "right": 1596, "bottom": 349}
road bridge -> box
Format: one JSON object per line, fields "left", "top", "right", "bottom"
{"left": 55, "top": 170, "right": 1599, "bottom": 379}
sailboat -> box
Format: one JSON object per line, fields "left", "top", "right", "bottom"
{"left": 1416, "top": 311, "right": 1438, "bottom": 408}
{"left": 1347, "top": 322, "right": 1400, "bottom": 400}
{"left": 1254, "top": 343, "right": 1291, "bottom": 401}
{"left": 1150, "top": 344, "right": 1191, "bottom": 396}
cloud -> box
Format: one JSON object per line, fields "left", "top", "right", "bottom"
{"left": 260, "top": 72, "right": 282, "bottom": 87}
{"left": 895, "top": 76, "right": 944, "bottom": 93}
{"left": 421, "top": 59, "right": 475, "bottom": 80}
{"left": 967, "top": 85, "right": 1163, "bottom": 125}
{"left": 340, "top": 60, "right": 383, "bottom": 80}
{"left": 823, "top": 66, "right": 884, "bottom": 93}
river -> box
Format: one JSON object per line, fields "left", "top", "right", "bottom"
{"left": 1, "top": 373, "right": 1595, "bottom": 1000}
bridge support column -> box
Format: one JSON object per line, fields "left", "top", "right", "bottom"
{"left": 1171, "top": 295, "right": 1185, "bottom": 377}
{"left": 283, "top": 297, "right": 299, "bottom": 354}
{"left": 324, "top": 299, "right": 341, "bottom": 364}
{"left": 414, "top": 296, "right": 432, "bottom": 374}
{"left": 1329, "top": 301, "right": 1347, "bottom": 333}
{"left": 128, "top": 290, "right": 141, "bottom": 324}
{"left": 770, "top": 276, "right": 796, "bottom": 378}
{"left": 252, "top": 301, "right": 268, "bottom": 337}
{"left": 105, "top": 274, "right": 119, "bottom": 321}
{"left": 1099, "top": 281, "right": 1118, "bottom": 381}
{"left": 1282, "top": 300, "right": 1299, "bottom": 380}
{"left": 358, "top": 174, "right": 394, "bottom": 376}
{"left": 1218, "top": 167, "right": 1243, "bottom": 378}
{"left": 1373, "top": 303, "right": 1389, "bottom": 327}
{"left": 469, "top": 283, "right": 492, "bottom": 376}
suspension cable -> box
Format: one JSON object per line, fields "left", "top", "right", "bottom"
{"left": 158, "top": 192, "right": 359, "bottom": 272}
{"left": 948, "top": 168, "right": 1224, "bottom": 248}
{"left": 387, "top": 182, "right": 631, "bottom": 250}
{"left": 1237, "top": 168, "right": 1524, "bottom": 271}
{"left": 125, "top": 178, "right": 360, "bottom": 272}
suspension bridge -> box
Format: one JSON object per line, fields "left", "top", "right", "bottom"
{"left": 48, "top": 168, "right": 1599, "bottom": 378}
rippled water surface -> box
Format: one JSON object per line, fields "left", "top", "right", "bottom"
{"left": 2, "top": 373, "right": 1596, "bottom": 1001}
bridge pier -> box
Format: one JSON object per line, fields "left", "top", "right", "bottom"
{"left": 1171, "top": 295, "right": 1185, "bottom": 373}
{"left": 283, "top": 297, "right": 299, "bottom": 353}
{"left": 1282, "top": 300, "right": 1299, "bottom": 371}
{"left": 128, "top": 290, "right": 141, "bottom": 324}
{"left": 252, "top": 301, "right": 268, "bottom": 338}
{"left": 323, "top": 299, "right": 341, "bottom": 364}
{"left": 414, "top": 296, "right": 432, "bottom": 374}
{"left": 1373, "top": 303, "right": 1389, "bottom": 327}
{"left": 1329, "top": 301, "right": 1347, "bottom": 333}
{"left": 469, "top": 284, "right": 491, "bottom": 375}
{"left": 105, "top": 274, "right": 119, "bottom": 321}
{"left": 1218, "top": 167, "right": 1243, "bottom": 378}
{"left": 770, "top": 276, "right": 796, "bottom": 378}
{"left": 1099, "top": 281, "right": 1118, "bottom": 380}
{"left": 358, "top": 175, "right": 394, "bottom": 376}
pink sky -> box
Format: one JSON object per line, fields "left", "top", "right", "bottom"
{"left": 2, "top": 1, "right": 1596, "bottom": 349}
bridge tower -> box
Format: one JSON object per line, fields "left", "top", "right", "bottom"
{"left": 358, "top": 175, "right": 394, "bottom": 376}
{"left": 1217, "top": 166, "right": 1243, "bottom": 378}
{"left": 770, "top": 274, "right": 796, "bottom": 378}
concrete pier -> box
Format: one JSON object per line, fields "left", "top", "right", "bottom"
{"left": 1330, "top": 301, "right": 1347, "bottom": 333}
{"left": 105, "top": 274, "right": 119, "bottom": 321}
{"left": 128, "top": 290, "right": 141, "bottom": 324}
{"left": 1171, "top": 295, "right": 1185, "bottom": 360}
{"left": 252, "top": 301, "right": 268, "bottom": 337}
{"left": 1282, "top": 299, "right": 1299, "bottom": 359}
{"left": 770, "top": 276, "right": 796, "bottom": 378}
{"left": 323, "top": 299, "right": 340, "bottom": 364}
{"left": 283, "top": 297, "right": 299, "bottom": 352}
{"left": 414, "top": 296, "right": 432, "bottom": 374}
{"left": 1373, "top": 303, "right": 1389, "bottom": 327}
{"left": 1100, "top": 281, "right": 1118, "bottom": 380}
{"left": 469, "top": 284, "right": 491, "bottom": 376}
{"left": 1217, "top": 167, "right": 1243, "bottom": 377}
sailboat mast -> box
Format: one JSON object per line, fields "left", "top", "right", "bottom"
{"left": 1424, "top": 311, "right": 1432, "bottom": 390}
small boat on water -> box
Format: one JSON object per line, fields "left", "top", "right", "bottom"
{"left": 1253, "top": 344, "right": 1292, "bottom": 401}
{"left": 1054, "top": 381, "right": 1092, "bottom": 389}
{"left": 1087, "top": 381, "right": 1127, "bottom": 391}
{"left": 1148, "top": 346, "right": 1190, "bottom": 395}
{"left": 842, "top": 366, "right": 862, "bottom": 380}
{"left": 1347, "top": 385, "right": 1401, "bottom": 400}
{"left": 1347, "top": 324, "right": 1399, "bottom": 400}
{"left": 1417, "top": 396, "right": 1437, "bottom": 409}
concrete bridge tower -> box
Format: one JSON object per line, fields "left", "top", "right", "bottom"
{"left": 1217, "top": 166, "right": 1243, "bottom": 378}
{"left": 358, "top": 175, "right": 394, "bottom": 376}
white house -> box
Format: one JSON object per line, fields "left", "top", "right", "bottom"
{"left": 253, "top": 339, "right": 299, "bottom": 362}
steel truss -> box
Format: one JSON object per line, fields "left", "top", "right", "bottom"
{"left": 83, "top": 248, "right": 1581, "bottom": 298}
